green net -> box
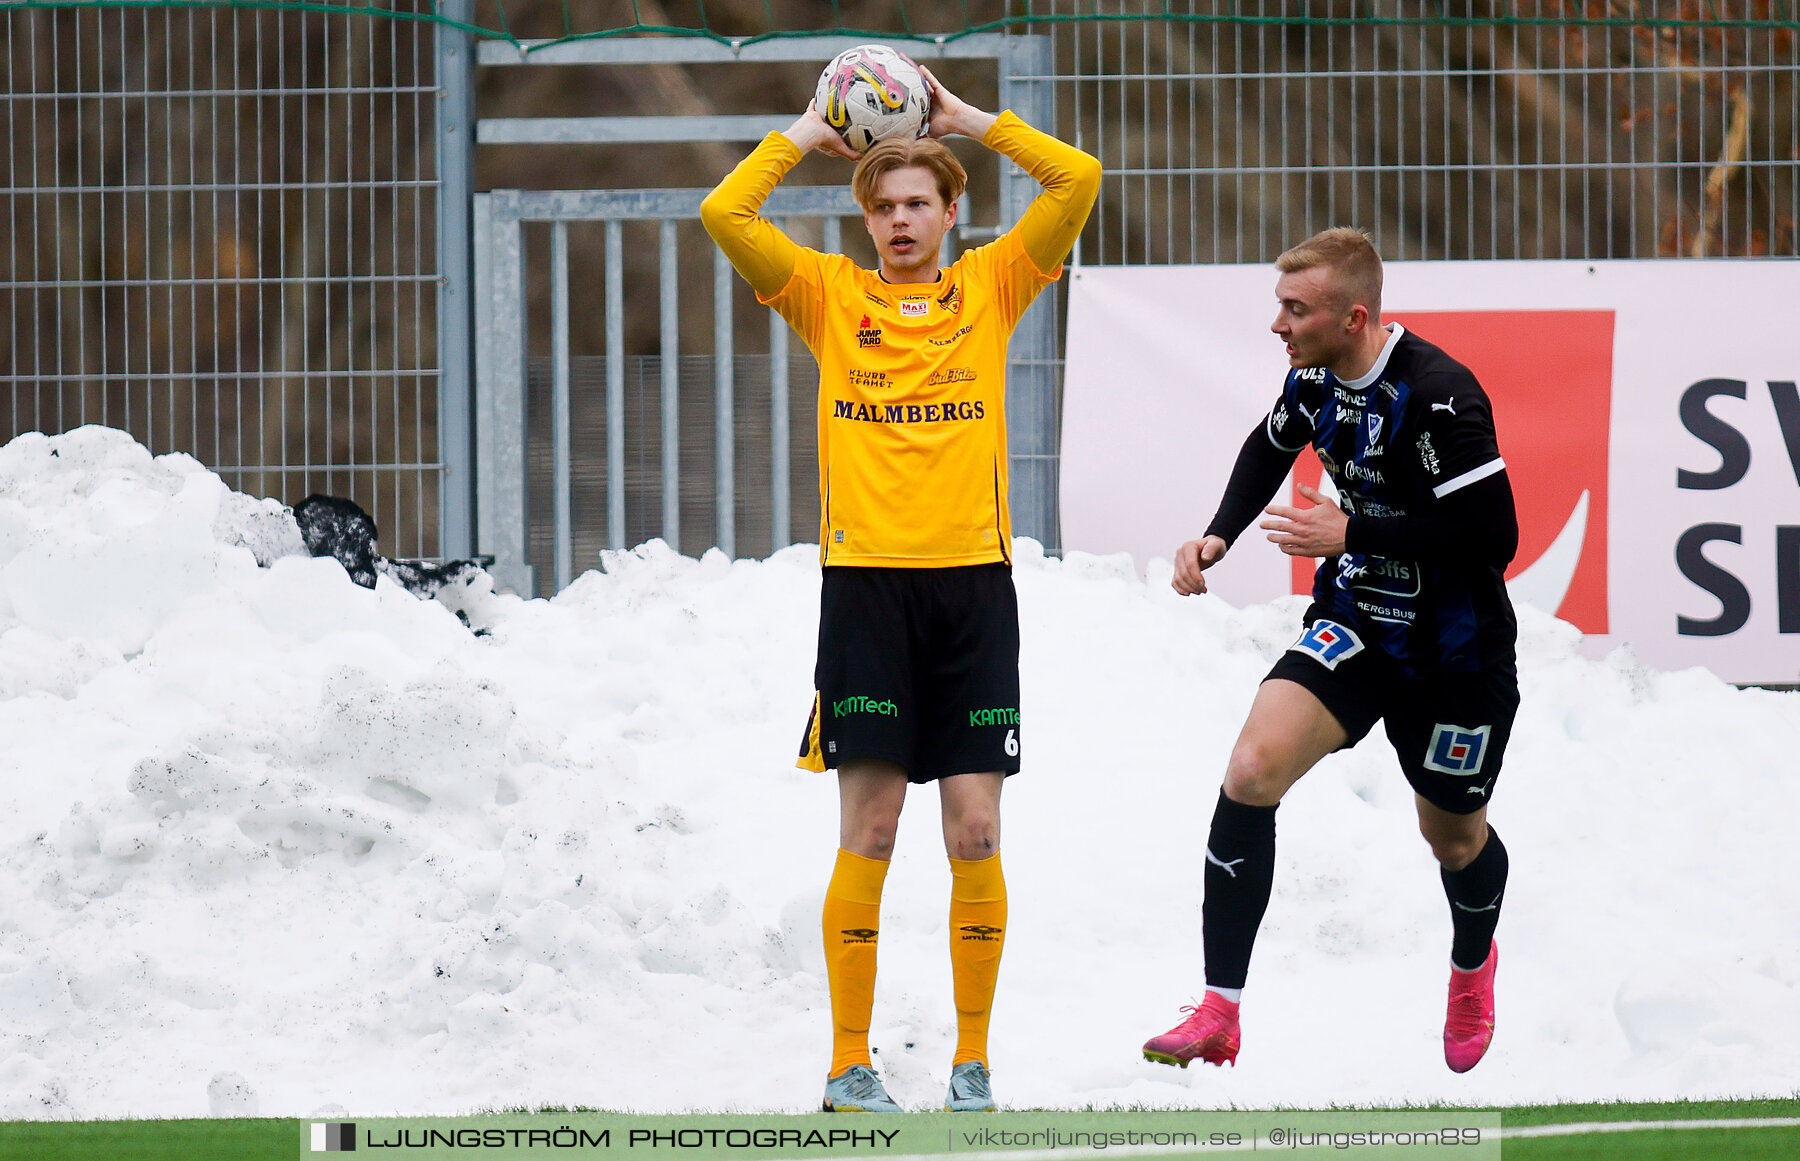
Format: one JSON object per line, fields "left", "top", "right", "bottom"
{"left": 3, "top": 0, "right": 1798, "bottom": 49}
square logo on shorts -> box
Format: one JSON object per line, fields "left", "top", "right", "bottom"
{"left": 1423, "top": 723, "right": 1491, "bottom": 774}
{"left": 1288, "top": 619, "right": 1364, "bottom": 670}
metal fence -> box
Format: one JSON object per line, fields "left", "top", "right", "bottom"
{"left": 0, "top": 0, "right": 453, "bottom": 558}
{"left": 471, "top": 31, "right": 1053, "bottom": 595}
{"left": 1034, "top": 1, "right": 1797, "bottom": 264}
{"left": 3, "top": 2, "right": 1795, "bottom": 582}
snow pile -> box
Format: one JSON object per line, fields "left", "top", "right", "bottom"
{"left": 0, "top": 425, "right": 1795, "bottom": 1119}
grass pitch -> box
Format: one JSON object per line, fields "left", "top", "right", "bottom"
{"left": 0, "top": 1098, "right": 1794, "bottom": 1160}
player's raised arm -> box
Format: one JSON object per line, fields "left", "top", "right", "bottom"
{"left": 699, "top": 106, "right": 853, "bottom": 301}
{"left": 919, "top": 66, "right": 1100, "bottom": 279}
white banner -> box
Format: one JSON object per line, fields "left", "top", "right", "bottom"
{"left": 1061, "top": 259, "right": 1800, "bottom": 685}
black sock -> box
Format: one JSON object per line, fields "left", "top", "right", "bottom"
{"left": 1201, "top": 789, "right": 1278, "bottom": 991}
{"left": 1441, "top": 826, "right": 1508, "bottom": 971}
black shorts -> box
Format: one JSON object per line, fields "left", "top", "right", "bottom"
{"left": 1265, "top": 608, "right": 1519, "bottom": 815}
{"left": 799, "top": 563, "right": 1021, "bottom": 783}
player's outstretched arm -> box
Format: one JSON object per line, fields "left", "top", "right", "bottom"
{"left": 700, "top": 107, "right": 853, "bottom": 300}
{"left": 919, "top": 66, "right": 1100, "bottom": 276}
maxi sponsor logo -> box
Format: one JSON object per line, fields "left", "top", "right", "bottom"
{"left": 832, "top": 399, "right": 986, "bottom": 424}
{"left": 833, "top": 695, "right": 898, "bottom": 719}
{"left": 968, "top": 707, "right": 1019, "bottom": 727}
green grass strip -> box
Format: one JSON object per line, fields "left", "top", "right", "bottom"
{"left": 0, "top": 1116, "right": 293, "bottom": 1161}
{"left": 0, "top": 1098, "right": 1795, "bottom": 1161}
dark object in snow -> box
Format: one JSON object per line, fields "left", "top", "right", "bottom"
{"left": 293, "top": 494, "right": 380, "bottom": 588}
{"left": 292, "top": 495, "right": 494, "bottom": 628}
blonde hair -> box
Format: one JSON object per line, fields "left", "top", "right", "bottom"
{"left": 852, "top": 137, "right": 968, "bottom": 211}
{"left": 1276, "top": 227, "right": 1383, "bottom": 320}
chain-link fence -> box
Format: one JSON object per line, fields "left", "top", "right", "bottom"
{"left": 3, "top": 1, "right": 1795, "bottom": 575}
{"left": 1038, "top": 1, "right": 1796, "bottom": 264}
{"left": 1, "top": 1, "right": 446, "bottom": 557}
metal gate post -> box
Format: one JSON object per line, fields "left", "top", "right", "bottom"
{"left": 473, "top": 191, "right": 534, "bottom": 595}
{"left": 435, "top": 0, "right": 476, "bottom": 560}
{"left": 999, "top": 35, "right": 1062, "bottom": 554}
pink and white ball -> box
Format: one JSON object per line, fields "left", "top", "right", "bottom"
{"left": 815, "top": 44, "right": 932, "bottom": 153}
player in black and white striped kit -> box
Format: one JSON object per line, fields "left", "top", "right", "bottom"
{"left": 1141, "top": 227, "right": 1519, "bottom": 1074}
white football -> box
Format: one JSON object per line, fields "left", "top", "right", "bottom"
{"left": 814, "top": 44, "right": 932, "bottom": 153}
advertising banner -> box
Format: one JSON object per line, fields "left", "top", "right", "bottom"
{"left": 1061, "top": 260, "right": 1800, "bottom": 684}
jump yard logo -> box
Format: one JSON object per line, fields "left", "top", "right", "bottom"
{"left": 1423, "top": 723, "right": 1492, "bottom": 775}
{"left": 855, "top": 315, "right": 883, "bottom": 347}
{"left": 1291, "top": 310, "right": 1614, "bottom": 632}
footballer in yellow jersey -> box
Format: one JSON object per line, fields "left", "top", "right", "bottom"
{"left": 703, "top": 68, "right": 1098, "bottom": 1114}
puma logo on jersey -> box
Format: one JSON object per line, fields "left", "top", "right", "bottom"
{"left": 1205, "top": 847, "right": 1245, "bottom": 878}
{"left": 1431, "top": 398, "right": 1457, "bottom": 415}
{"left": 1467, "top": 776, "right": 1495, "bottom": 797}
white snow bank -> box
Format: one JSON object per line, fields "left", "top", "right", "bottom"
{"left": 0, "top": 426, "right": 1795, "bottom": 1119}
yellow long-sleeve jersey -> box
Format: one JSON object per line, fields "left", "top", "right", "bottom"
{"left": 701, "top": 112, "right": 1100, "bottom": 567}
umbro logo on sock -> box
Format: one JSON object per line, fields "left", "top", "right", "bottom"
{"left": 958, "top": 924, "right": 1004, "bottom": 942}
{"left": 1205, "top": 847, "right": 1245, "bottom": 878}
{"left": 841, "top": 928, "right": 879, "bottom": 943}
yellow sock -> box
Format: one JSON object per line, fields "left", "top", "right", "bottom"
{"left": 822, "top": 849, "right": 889, "bottom": 1075}
{"left": 948, "top": 853, "right": 1007, "bottom": 1067}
